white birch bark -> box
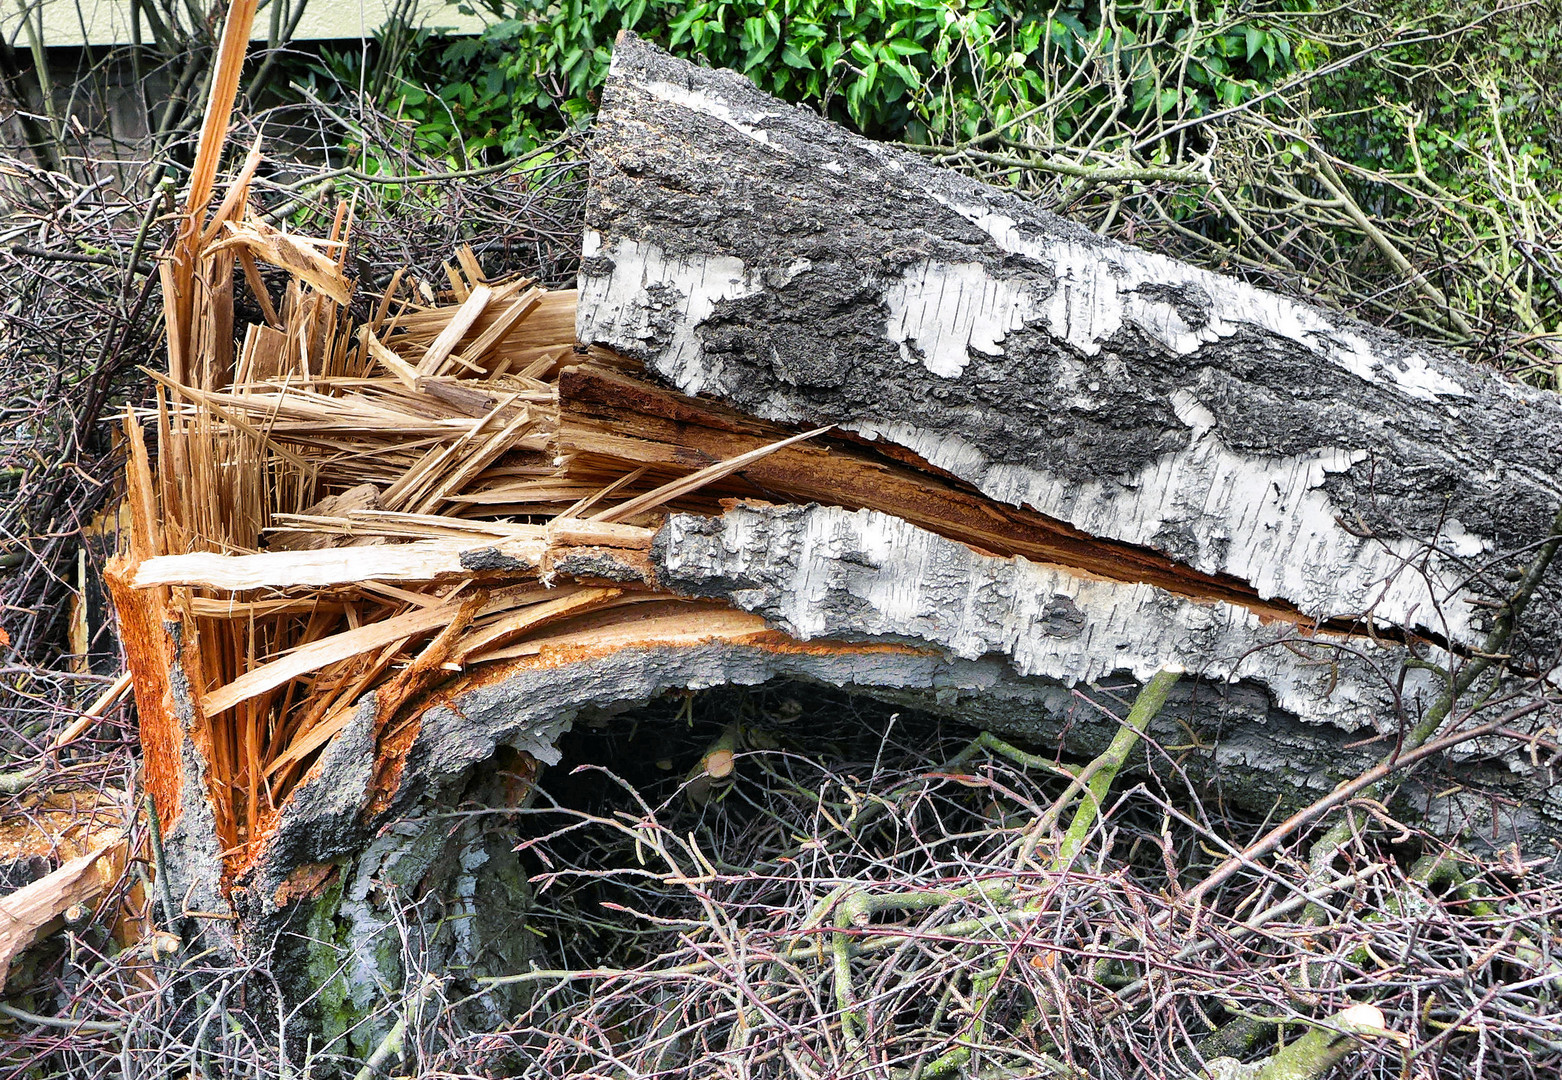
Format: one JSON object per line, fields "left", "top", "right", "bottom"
{"left": 578, "top": 33, "right": 1562, "bottom": 661}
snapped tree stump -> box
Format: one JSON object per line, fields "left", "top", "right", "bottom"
{"left": 103, "top": 29, "right": 1560, "bottom": 1063}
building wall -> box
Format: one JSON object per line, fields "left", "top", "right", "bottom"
{"left": 3, "top": 0, "right": 485, "bottom": 49}
{"left": 2, "top": 1, "right": 487, "bottom": 176}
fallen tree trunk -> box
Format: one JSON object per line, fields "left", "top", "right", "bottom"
{"left": 75, "top": 26, "right": 1560, "bottom": 1070}
{"left": 579, "top": 34, "right": 1562, "bottom": 664}
{"left": 566, "top": 31, "right": 1562, "bottom": 845}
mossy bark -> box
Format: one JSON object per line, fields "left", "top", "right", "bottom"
{"left": 291, "top": 808, "right": 532, "bottom": 1061}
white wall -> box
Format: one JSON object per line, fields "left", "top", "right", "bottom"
{"left": 5, "top": 0, "right": 487, "bottom": 49}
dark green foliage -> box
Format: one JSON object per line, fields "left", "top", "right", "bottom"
{"left": 1314, "top": 4, "right": 1561, "bottom": 190}
{"left": 1302, "top": 2, "right": 1562, "bottom": 367}
{"left": 294, "top": 1, "right": 1558, "bottom": 371}
{"left": 341, "top": 0, "right": 1307, "bottom": 159}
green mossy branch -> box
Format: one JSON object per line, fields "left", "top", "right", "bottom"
{"left": 1052, "top": 668, "right": 1182, "bottom": 870}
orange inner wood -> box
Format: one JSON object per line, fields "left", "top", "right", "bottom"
{"left": 557, "top": 361, "right": 1345, "bottom": 631}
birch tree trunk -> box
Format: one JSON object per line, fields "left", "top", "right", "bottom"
{"left": 567, "top": 33, "right": 1562, "bottom": 853}
{"left": 578, "top": 34, "right": 1562, "bottom": 663}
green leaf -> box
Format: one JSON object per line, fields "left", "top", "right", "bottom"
{"left": 1245, "top": 26, "right": 1264, "bottom": 63}
{"left": 846, "top": 76, "right": 867, "bottom": 124}
{"left": 884, "top": 57, "right": 920, "bottom": 90}
{"left": 781, "top": 43, "right": 813, "bottom": 69}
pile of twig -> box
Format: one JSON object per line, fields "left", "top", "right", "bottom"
{"left": 0, "top": 153, "right": 160, "bottom": 717}
{"left": 0, "top": 153, "right": 163, "bottom": 970}
{"left": 227, "top": 98, "right": 588, "bottom": 295}
{"left": 430, "top": 685, "right": 1562, "bottom": 1080}
{"left": 3, "top": 681, "right": 1558, "bottom": 1078}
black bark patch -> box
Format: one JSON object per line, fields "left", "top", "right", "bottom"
{"left": 461, "top": 548, "right": 532, "bottom": 573}
{"left": 1040, "top": 595, "right": 1086, "bottom": 639}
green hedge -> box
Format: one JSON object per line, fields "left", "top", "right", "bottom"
{"left": 330, "top": 0, "right": 1305, "bottom": 161}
